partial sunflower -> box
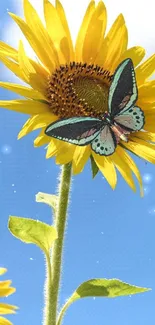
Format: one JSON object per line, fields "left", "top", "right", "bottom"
{"left": 0, "top": 268, "right": 18, "bottom": 325}
{"left": 0, "top": 0, "right": 155, "bottom": 193}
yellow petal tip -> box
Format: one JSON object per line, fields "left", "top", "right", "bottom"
{"left": 17, "top": 132, "right": 23, "bottom": 140}
{"left": 0, "top": 268, "right": 7, "bottom": 275}
{"left": 118, "top": 13, "right": 125, "bottom": 24}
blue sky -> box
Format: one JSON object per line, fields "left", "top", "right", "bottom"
{"left": 0, "top": 1, "right": 155, "bottom": 325}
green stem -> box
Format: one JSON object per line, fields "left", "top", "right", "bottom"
{"left": 44, "top": 253, "right": 53, "bottom": 325}
{"left": 56, "top": 296, "right": 76, "bottom": 325}
{"left": 46, "top": 163, "right": 72, "bottom": 325}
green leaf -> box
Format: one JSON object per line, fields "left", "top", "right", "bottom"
{"left": 57, "top": 278, "right": 150, "bottom": 325}
{"left": 8, "top": 216, "right": 57, "bottom": 255}
{"left": 36, "top": 192, "right": 58, "bottom": 214}
{"left": 73, "top": 278, "right": 150, "bottom": 299}
{"left": 90, "top": 155, "right": 99, "bottom": 178}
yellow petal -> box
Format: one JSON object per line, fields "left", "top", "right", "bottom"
{"left": 0, "top": 303, "right": 18, "bottom": 315}
{"left": 56, "top": 0, "right": 74, "bottom": 61}
{"left": 0, "top": 41, "right": 18, "bottom": 60}
{"left": 112, "top": 149, "right": 136, "bottom": 192}
{"left": 0, "top": 42, "right": 49, "bottom": 90}
{"left": 18, "top": 41, "right": 35, "bottom": 84}
{"left": 0, "top": 269, "right": 7, "bottom": 276}
{"left": 137, "top": 101, "right": 155, "bottom": 112}
{"left": 0, "top": 100, "right": 50, "bottom": 115}
{"left": 18, "top": 41, "right": 47, "bottom": 94}
{"left": 23, "top": 0, "right": 59, "bottom": 66}
{"left": 0, "top": 40, "right": 49, "bottom": 80}
{"left": 136, "top": 54, "right": 155, "bottom": 85}
{"left": 56, "top": 144, "right": 75, "bottom": 164}
{"left": 34, "top": 129, "right": 50, "bottom": 147}
{"left": 59, "top": 37, "right": 71, "bottom": 64}
{"left": 0, "top": 287, "right": 15, "bottom": 298}
{"left": 117, "top": 46, "right": 145, "bottom": 68}
{"left": 46, "top": 138, "right": 75, "bottom": 162}
{"left": 92, "top": 153, "right": 117, "bottom": 189}
{"left": 106, "top": 13, "right": 125, "bottom": 39}
{"left": 9, "top": 12, "right": 56, "bottom": 71}
{"left": 135, "top": 130, "right": 155, "bottom": 142}
{"left": 44, "top": 0, "right": 71, "bottom": 63}
{"left": 0, "top": 281, "right": 12, "bottom": 289}
{"left": 44, "top": 0, "right": 65, "bottom": 40}
{"left": 124, "top": 138, "right": 155, "bottom": 163}
{"left": 144, "top": 110, "right": 155, "bottom": 117}
{"left": 116, "top": 146, "right": 143, "bottom": 195}
{"left": 75, "top": 1, "right": 95, "bottom": 62}
{"left": 144, "top": 124, "right": 155, "bottom": 133}
{"left": 72, "top": 146, "right": 91, "bottom": 174}
{"left": 138, "top": 80, "right": 155, "bottom": 103}
{"left": 46, "top": 138, "right": 62, "bottom": 158}
{"left": 108, "top": 26, "right": 128, "bottom": 72}
{"left": 18, "top": 113, "right": 57, "bottom": 139}
{"left": 0, "top": 82, "right": 46, "bottom": 100}
{"left": 96, "top": 14, "right": 127, "bottom": 70}
{"left": 0, "top": 53, "right": 27, "bottom": 82}
{"left": 82, "top": 1, "right": 107, "bottom": 63}
{"left": 29, "top": 60, "right": 49, "bottom": 80}
{"left": 0, "top": 317, "right": 13, "bottom": 325}
{"left": 143, "top": 113, "right": 155, "bottom": 132}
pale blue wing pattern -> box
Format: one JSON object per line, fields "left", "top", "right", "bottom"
{"left": 45, "top": 117, "right": 105, "bottom": 146}
{"left": 108, "top": 58, "right": 138, "bottom": 116}
{"left": 91, "top": 125, "right": 117, "bottom": 156}
{"left": 114, "top": 106, "right": 145, "bottom": 131}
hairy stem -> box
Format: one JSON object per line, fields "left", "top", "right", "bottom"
{"left": 57, "top": 296, "right": 75, "bottom": 325}
{"left": 45, "top": 163, "right": 72, "bottom": 325}
{"left": 44, "top": 253, "right": 53, "bottom": 325}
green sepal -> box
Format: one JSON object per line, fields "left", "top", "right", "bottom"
{"left": 36, "top": 192, "right": 58, "bottom": 215}
{"left": 33, "top": 98, "right": 49, "bottom": 104}
{"left": 57, "top": 278, "right": 150, "bottom": 325}
{"left": 8, "top": 216, "right": 57, "bottom": 255}
{"left": 90, "top": 155, "right": 99, "bottom": 178}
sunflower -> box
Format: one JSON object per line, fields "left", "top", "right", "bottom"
{"left": 0, "top": 0, "right": 155, "bottom": 193}
{"left": 0, "top": 268, "right": 18, "bottom": 325}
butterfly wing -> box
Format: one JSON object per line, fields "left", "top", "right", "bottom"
{"left": 108, "top": 58, "right": 138, "bottom": 116}
{"left": 114, "top": 106, "right": 145, "bottom": 131}
{"left": 45, "top": 117, "right": 105, "bottom": 146}
{"left": 91, "top": 125, "right": 117, "bottom": 156}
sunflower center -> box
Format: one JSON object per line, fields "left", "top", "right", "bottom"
{"left": 47, "top": 62, "right": 112, "bottom": 118}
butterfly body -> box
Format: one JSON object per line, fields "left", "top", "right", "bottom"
{"left": 110, "top": 124, "right": 128, "bottom": 143}
{"left": 101, "top": 111, "right": 129, "bottom": 142}
{"left": 45, "top": 58, "right": 145, "bottom": 156}
{"left": 91, "top": 111, "right": 128, "bottom": 144}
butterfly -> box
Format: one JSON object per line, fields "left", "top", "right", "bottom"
{"left": 45, "top": 58, "right": 145, "bottom": 156}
